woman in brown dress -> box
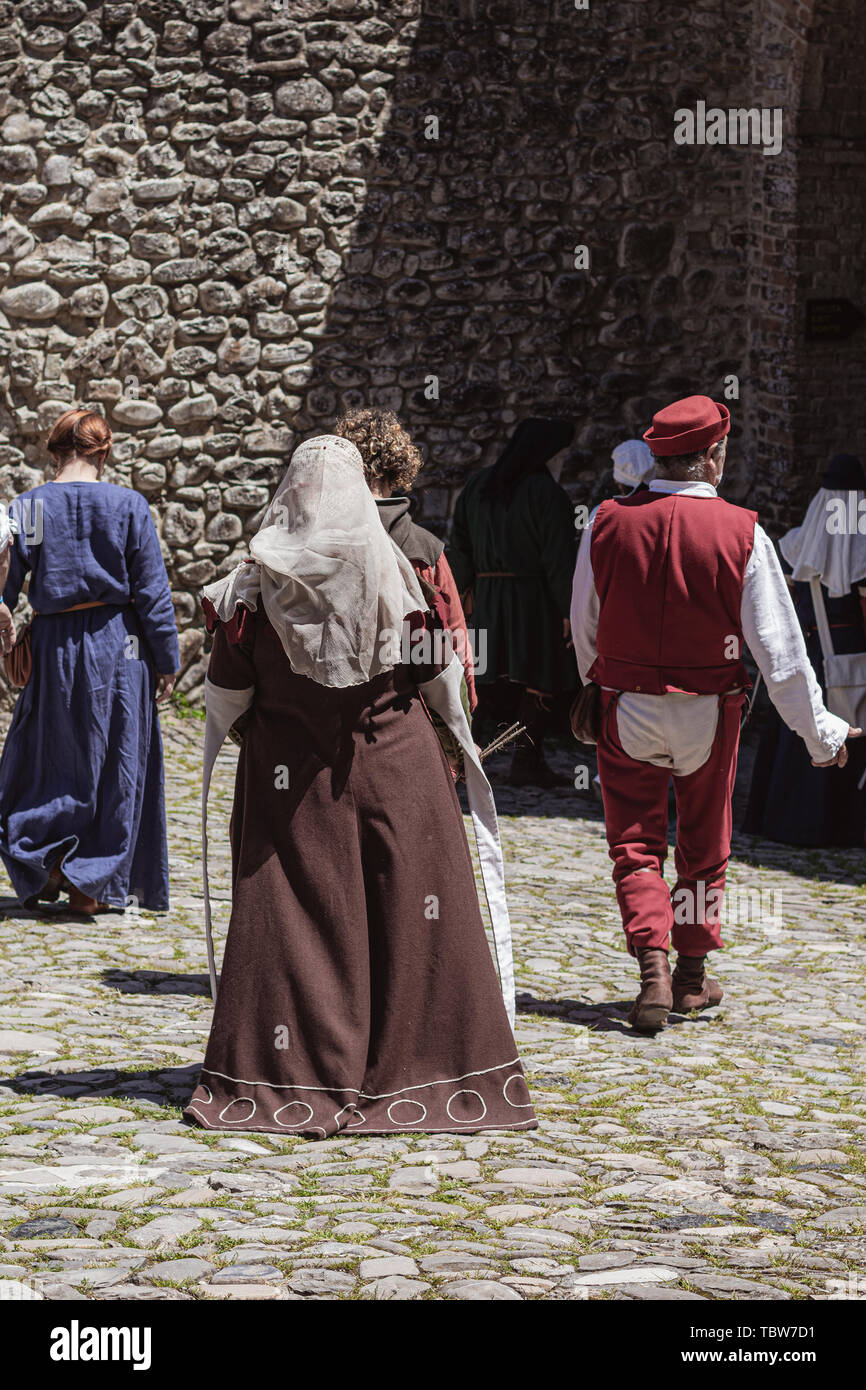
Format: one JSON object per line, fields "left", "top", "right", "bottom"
{"left": 184, "top": 435, "right": 535, "bottom": 1137}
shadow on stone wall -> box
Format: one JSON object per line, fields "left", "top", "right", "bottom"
{"left": 2, "top": 0, "right": 847, "bottom": 699}
{"left": 792, "top": 0, "right": 866, "bottom": 511}
{"left": 303, "top": 0, "right": 755, "bottom": 529}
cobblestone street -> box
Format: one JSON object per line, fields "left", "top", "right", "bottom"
{"left": 1, "top": 709, "right": 864, "bottom": 1303}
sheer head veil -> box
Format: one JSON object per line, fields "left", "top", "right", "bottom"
{"left": 203, "top": 434, "right": 426, "bottom": 687}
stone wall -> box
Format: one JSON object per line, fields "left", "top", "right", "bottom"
{"left": 0, "top": 0, "right": 862, "bottom": 692}
{"left": 741, "top": 0, "right": 866, "bottom": 533}
{"left": 792, "top": 0, "right": 866, "bottom": 510}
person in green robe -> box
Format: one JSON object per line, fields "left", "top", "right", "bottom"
{"left": 447, "top": 417, "right": 578, "bottom": 786}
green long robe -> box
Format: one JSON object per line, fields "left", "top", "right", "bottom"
{"left": 446, "top": 466, "right": 578, "bottom": 694}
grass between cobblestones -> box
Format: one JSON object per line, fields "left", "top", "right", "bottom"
{"left": 0, "top": 710, "right": 864, "bottom": 1302}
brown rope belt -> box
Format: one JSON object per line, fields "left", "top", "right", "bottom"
{"left": 31, "top": 600, "right": 117, "bottom": 616}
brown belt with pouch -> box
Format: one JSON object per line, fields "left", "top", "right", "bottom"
{"left": 4, "top": 600, "right": 115, "bottom": 690}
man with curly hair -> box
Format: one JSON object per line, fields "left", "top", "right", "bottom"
{"left": 335, "top": 408, "right": 477, "bottom": 711}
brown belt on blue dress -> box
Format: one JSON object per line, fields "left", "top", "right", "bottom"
{"left": 31, "top": 601, "right": 115, "bottom": 616}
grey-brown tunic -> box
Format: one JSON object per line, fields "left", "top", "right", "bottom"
{"left": 184, "top": 609, "right": 536, "bottom": 1137}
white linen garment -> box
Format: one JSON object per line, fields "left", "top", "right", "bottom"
{"left": 570, "top": 479, "right": 849, "bottom": 772}
{"left": 779, "top": 487, "right": 866, "bottom": 599}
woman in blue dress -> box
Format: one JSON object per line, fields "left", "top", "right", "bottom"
{"left": 0, "top": 409, "right": 180, "bottom": 913}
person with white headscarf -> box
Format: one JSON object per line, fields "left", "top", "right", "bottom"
{"left": 744, "top": 453, "right": 866, "bottom": 846}
{"left": 184, "top": 435, "right": 535, "bottom": 1138}
{"left": 611, "top": 438, "right": 656, "bottom": 494}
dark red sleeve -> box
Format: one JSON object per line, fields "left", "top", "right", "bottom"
{"left": 207, "top": 621, "right": 256, "bottom": 691}
{"left": 404, "top": 604, "right": 449, "bottom": 687}
{"left": 428, "top": 555, "right": 478, "bottom": 711}
{"left": 203, "top": 595, "right": 251, "bottom": 645}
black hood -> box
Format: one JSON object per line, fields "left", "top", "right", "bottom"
{"left": 484, "top": 416, "right": 575, "bottom": 506}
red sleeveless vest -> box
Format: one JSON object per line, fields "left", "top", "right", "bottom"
{"left": 589, "top": 490, "right": 756, "bottom": 695}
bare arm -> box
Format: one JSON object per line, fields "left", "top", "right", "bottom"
{"left": 0, "top": 542, "right": 14, "bottom": 654}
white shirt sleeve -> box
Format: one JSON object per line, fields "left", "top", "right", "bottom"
{"left": 570, "top": 507, "right": 600, "bottom": 686}
{"left": 740, "top": 524, "right": 849, "bottom": 762}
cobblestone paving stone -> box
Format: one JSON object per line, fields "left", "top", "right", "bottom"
{"left": 1, "top": 710, "right": 864, "bottom": 1302}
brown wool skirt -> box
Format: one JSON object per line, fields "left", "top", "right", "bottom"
{"left": 184, "top": 617, "right": 536, "bottom": 1138}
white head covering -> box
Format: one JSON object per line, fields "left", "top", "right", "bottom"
{"left": 779, "top": 489, "right": 866, "bottom": 599}
{"left": 612, "top": 438, "right": 655, "bottom": 489}
{"left": 203, "top": 434, "right": 426, "bottom": 687}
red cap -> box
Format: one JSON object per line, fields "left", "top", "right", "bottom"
{"left": 643, "top": 395, "right": 731, "bottom": 457}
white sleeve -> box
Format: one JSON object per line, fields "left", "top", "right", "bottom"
{"left": 201, "top": 678, "right": 254, "bottom": 1000}
{"left": 740, "top": 525, "right": 848, "bottom": 762}
{"left": 204, "top": 677, "right": 255, "bottom": 745}
{"left": 570, "top": 508, "right": 600, "bottom": 686}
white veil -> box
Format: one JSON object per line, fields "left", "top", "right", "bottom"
{"left": 203, "top": 434, "right": 426, "bottom": 687}
{"left": 779, "top": 488, "right": 866, "bottom": 599}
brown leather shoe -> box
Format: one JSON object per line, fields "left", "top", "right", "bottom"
{"left": 671, "top": 954, "right": 724, "bottom": 1012}
{"left": 628, "top": 947, "right": 673, "bottom": 1032}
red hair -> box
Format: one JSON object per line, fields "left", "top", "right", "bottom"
{"left": 46, "top": 409, "right": 113, "bottom": 466}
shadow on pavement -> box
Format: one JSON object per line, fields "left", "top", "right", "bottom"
{"left": 516, "top": 990, "right": 709, "bottom": 1036}
{"left": 6, "top": 1063, "right": 201, "bottom": 1108}
{"left": 100, "top": 969, "right": 211, "bottom": 996}
{"left": 0, "top": 897, "right": 128, "bottom": 923}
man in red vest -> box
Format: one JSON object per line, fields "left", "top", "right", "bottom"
{"left": 571, "top": 396, "right": 861, "bottom": 1031}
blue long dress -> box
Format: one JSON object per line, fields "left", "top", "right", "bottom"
{"left": 0, "top": 481, "right": 180, "bottom": 908}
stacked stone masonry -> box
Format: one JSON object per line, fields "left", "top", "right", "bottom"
{"left": 0, "top": 0, "right": 863, "bottom": 693}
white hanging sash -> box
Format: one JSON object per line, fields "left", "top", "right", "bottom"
{"left": 201, "top": 678, "right": 254, "bottom": 1000}
{"left": 418, "top": 655, "right": 516, "bottom": 1028}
